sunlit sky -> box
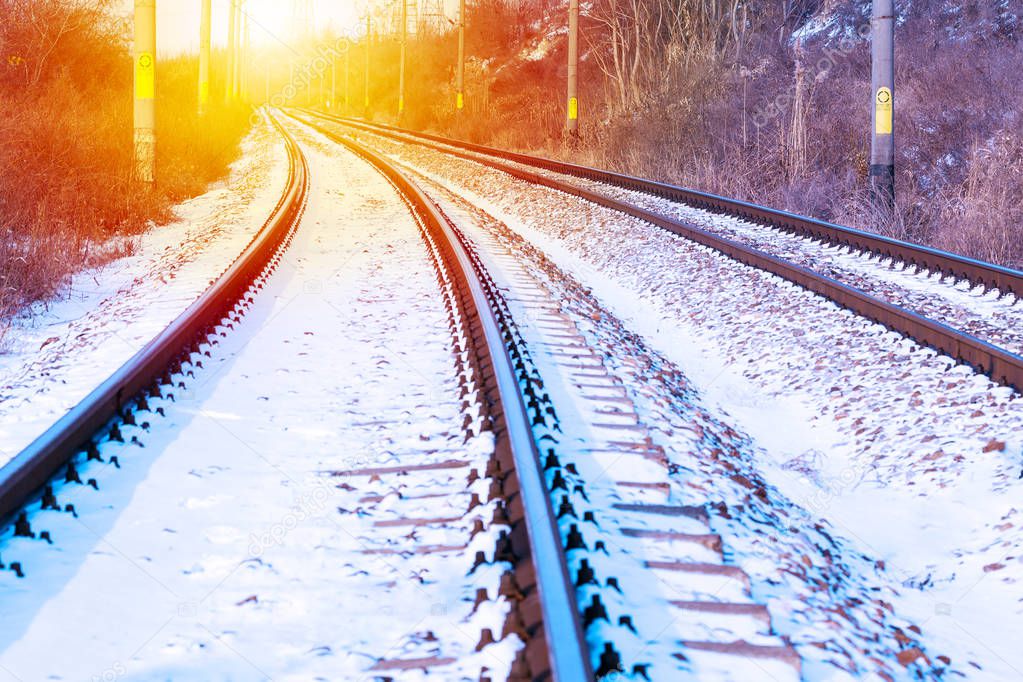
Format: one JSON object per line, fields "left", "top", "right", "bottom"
{"left": 122, "top": 1, "right": 376, "bottom": 55}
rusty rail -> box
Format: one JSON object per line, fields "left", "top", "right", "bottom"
{"left": 297, "top": 109, "right": 1023, "bottom": 393}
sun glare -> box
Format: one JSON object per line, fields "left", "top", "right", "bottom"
{"left": 148, "top": 0, "right": 365, "bottom": 54}
{"left": 247, "top": 0, "right": 362, "bottom": 46}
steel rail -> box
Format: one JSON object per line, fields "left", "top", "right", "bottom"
{"left": 305, "top": 109, "right": 1023, "bottom": 298}
{"left": 294, "top": 109, "right": 1023, "bottom": 393}
{"left": 285, "top": 111, "right": 595, "bottom": 681}
{"left": 0, "top": 111, "right": 309, "bottom": 523}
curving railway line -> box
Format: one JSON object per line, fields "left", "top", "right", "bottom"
{"left": 303, "top": 113, "right": 1023, "bottom": 298}
{"left": 0, "top": 109, "right": 658, "bottom": 679}
{"left": 0, "top": 108, "right": 821, "bottom": 679}
{"left": 0, "top": 110, "right": 593, "bottom": 678}
{"left": 298, "top": 109, "right": 1023, "bottom": 394}
{"left": 316, "top": 119, "right": 594, "bottom": 679}
{"left": 290, "top": 113, "right": 818, "bottom": 679}
{"left": 0, "top": 114, "right": 309, "bottom": 525}
{"left": 282, "top": 112, "right": 959, "bottom": 679}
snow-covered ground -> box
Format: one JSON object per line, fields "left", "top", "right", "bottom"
{"left": 316, "top": 120, "right": 1023, "bottom": 680}
{"left": 0, "top": 122, "right": 514, "bottom": 680}
{"left": 0, "top": 121, "right": 289, "bottom": 470}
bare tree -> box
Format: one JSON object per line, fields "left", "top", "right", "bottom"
{"left": 588, "top": 0, "right": 752, "bottom": 117}
{"left": 0, "top": 0, "right": 117, "bottom": 88}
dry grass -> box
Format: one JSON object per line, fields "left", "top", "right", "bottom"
{"left": 934, "top": 135, "right": 1023, "bottom": 265}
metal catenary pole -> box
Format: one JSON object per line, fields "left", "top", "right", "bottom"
{"left": 456, "top": 0, "right": 465, "bottom": 112}
{"left": 566, "top": 0, "right": 579, "bottom": 135}
{"left": 198, "top": 0, "right": 211, "bottom": 114}
{"left": 232, "top": 0, "right": 243, "bottom": 100}
{"left": 399, "top": 0, "right": 407, "bottom": 118}
{"left": 344, "top": 44, "right": 351, "bottom": 114}
{"left": 226, "top": 0, "right": 237, "bottom": 102}
{"left": 364, "top": 14, "right": 371, "bottom": 116}
{"left": 870, "top": 0, "right": 895, "bottom": 211}
{"left": 133, "top": 0, "right": 156, "bottom": 184}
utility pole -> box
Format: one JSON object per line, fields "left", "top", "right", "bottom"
{"left": 198, "top": 0, "right": 211, "bottom": 114}
{"left": 364, "top": 14, "right": 371, "bottom": 116}
{"left": 331, "top": 51, "right": 336, "bottom": 109}
{"left": 870, "top": 0, "right": 895, "bottom": 211}
{"left": 232, "top": 0, "right": 243, "bottom": 100}
{"left": 241, "top": 9, "right": 250, "bottom": 103}
{"left": 566, "top": 0, "right": 579, "bottom": 135}
{"left": 133, "top": 0, "right": 156, "bottom": 185}
{"left": 344, "top": 45, "right": 350, "bottom": 114}
{"left": 226, "top": 0, "right": 237, "bottom": 102}
{"left": 399, "top": 0, "right": 407, "bottom": 118}
{"left": 456, "top": 0, "right": 465, "bottom": 112}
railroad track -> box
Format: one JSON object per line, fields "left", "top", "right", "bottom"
{"left": 288, "top": 112, "right": 826, "bottom": 680}
{"left": 0, "top": 112, "right": 309, "bottom": 565}
{"left": 297, "top": 109, "right": 1023, "bottom": 394}
{"left": 289, "top": 112, "right": 596, "bottom": 679}
{"left": 0, "top": 107, "right": 953, "bottom": 679}
{"left": 303, "top": 111, "right": 1023, "bottom": 297}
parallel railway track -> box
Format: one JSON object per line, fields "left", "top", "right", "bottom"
{"left": 1, "top": 111, "right": 600, "bottom": 679}
{"left": 292, "top": 112, "right": 813, "bottom": 680}
{"left": 5, "top": 105, "right": 987, "bottom": 678}
{"left": 298, "top": 109, "right": 1023, "bottom": 394}
{"left": 306, "top": 111, "right": 1023, "bottom": 297}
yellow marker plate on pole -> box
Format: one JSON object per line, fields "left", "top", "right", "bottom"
{"left": 875, "top": 87, "right": 893, "bottom": 135}
{"left": 456, "top": 92, "right": 464, "bottom": 110}
{"left": 136, "top": 52, "right": 155, "bottom": 100}
{"left": 568, "top": 96, "right": 579, "bottom": 121}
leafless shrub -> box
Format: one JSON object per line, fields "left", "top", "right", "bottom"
{"left": 0, "top": 0, "right": 249, "bottom": 339}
